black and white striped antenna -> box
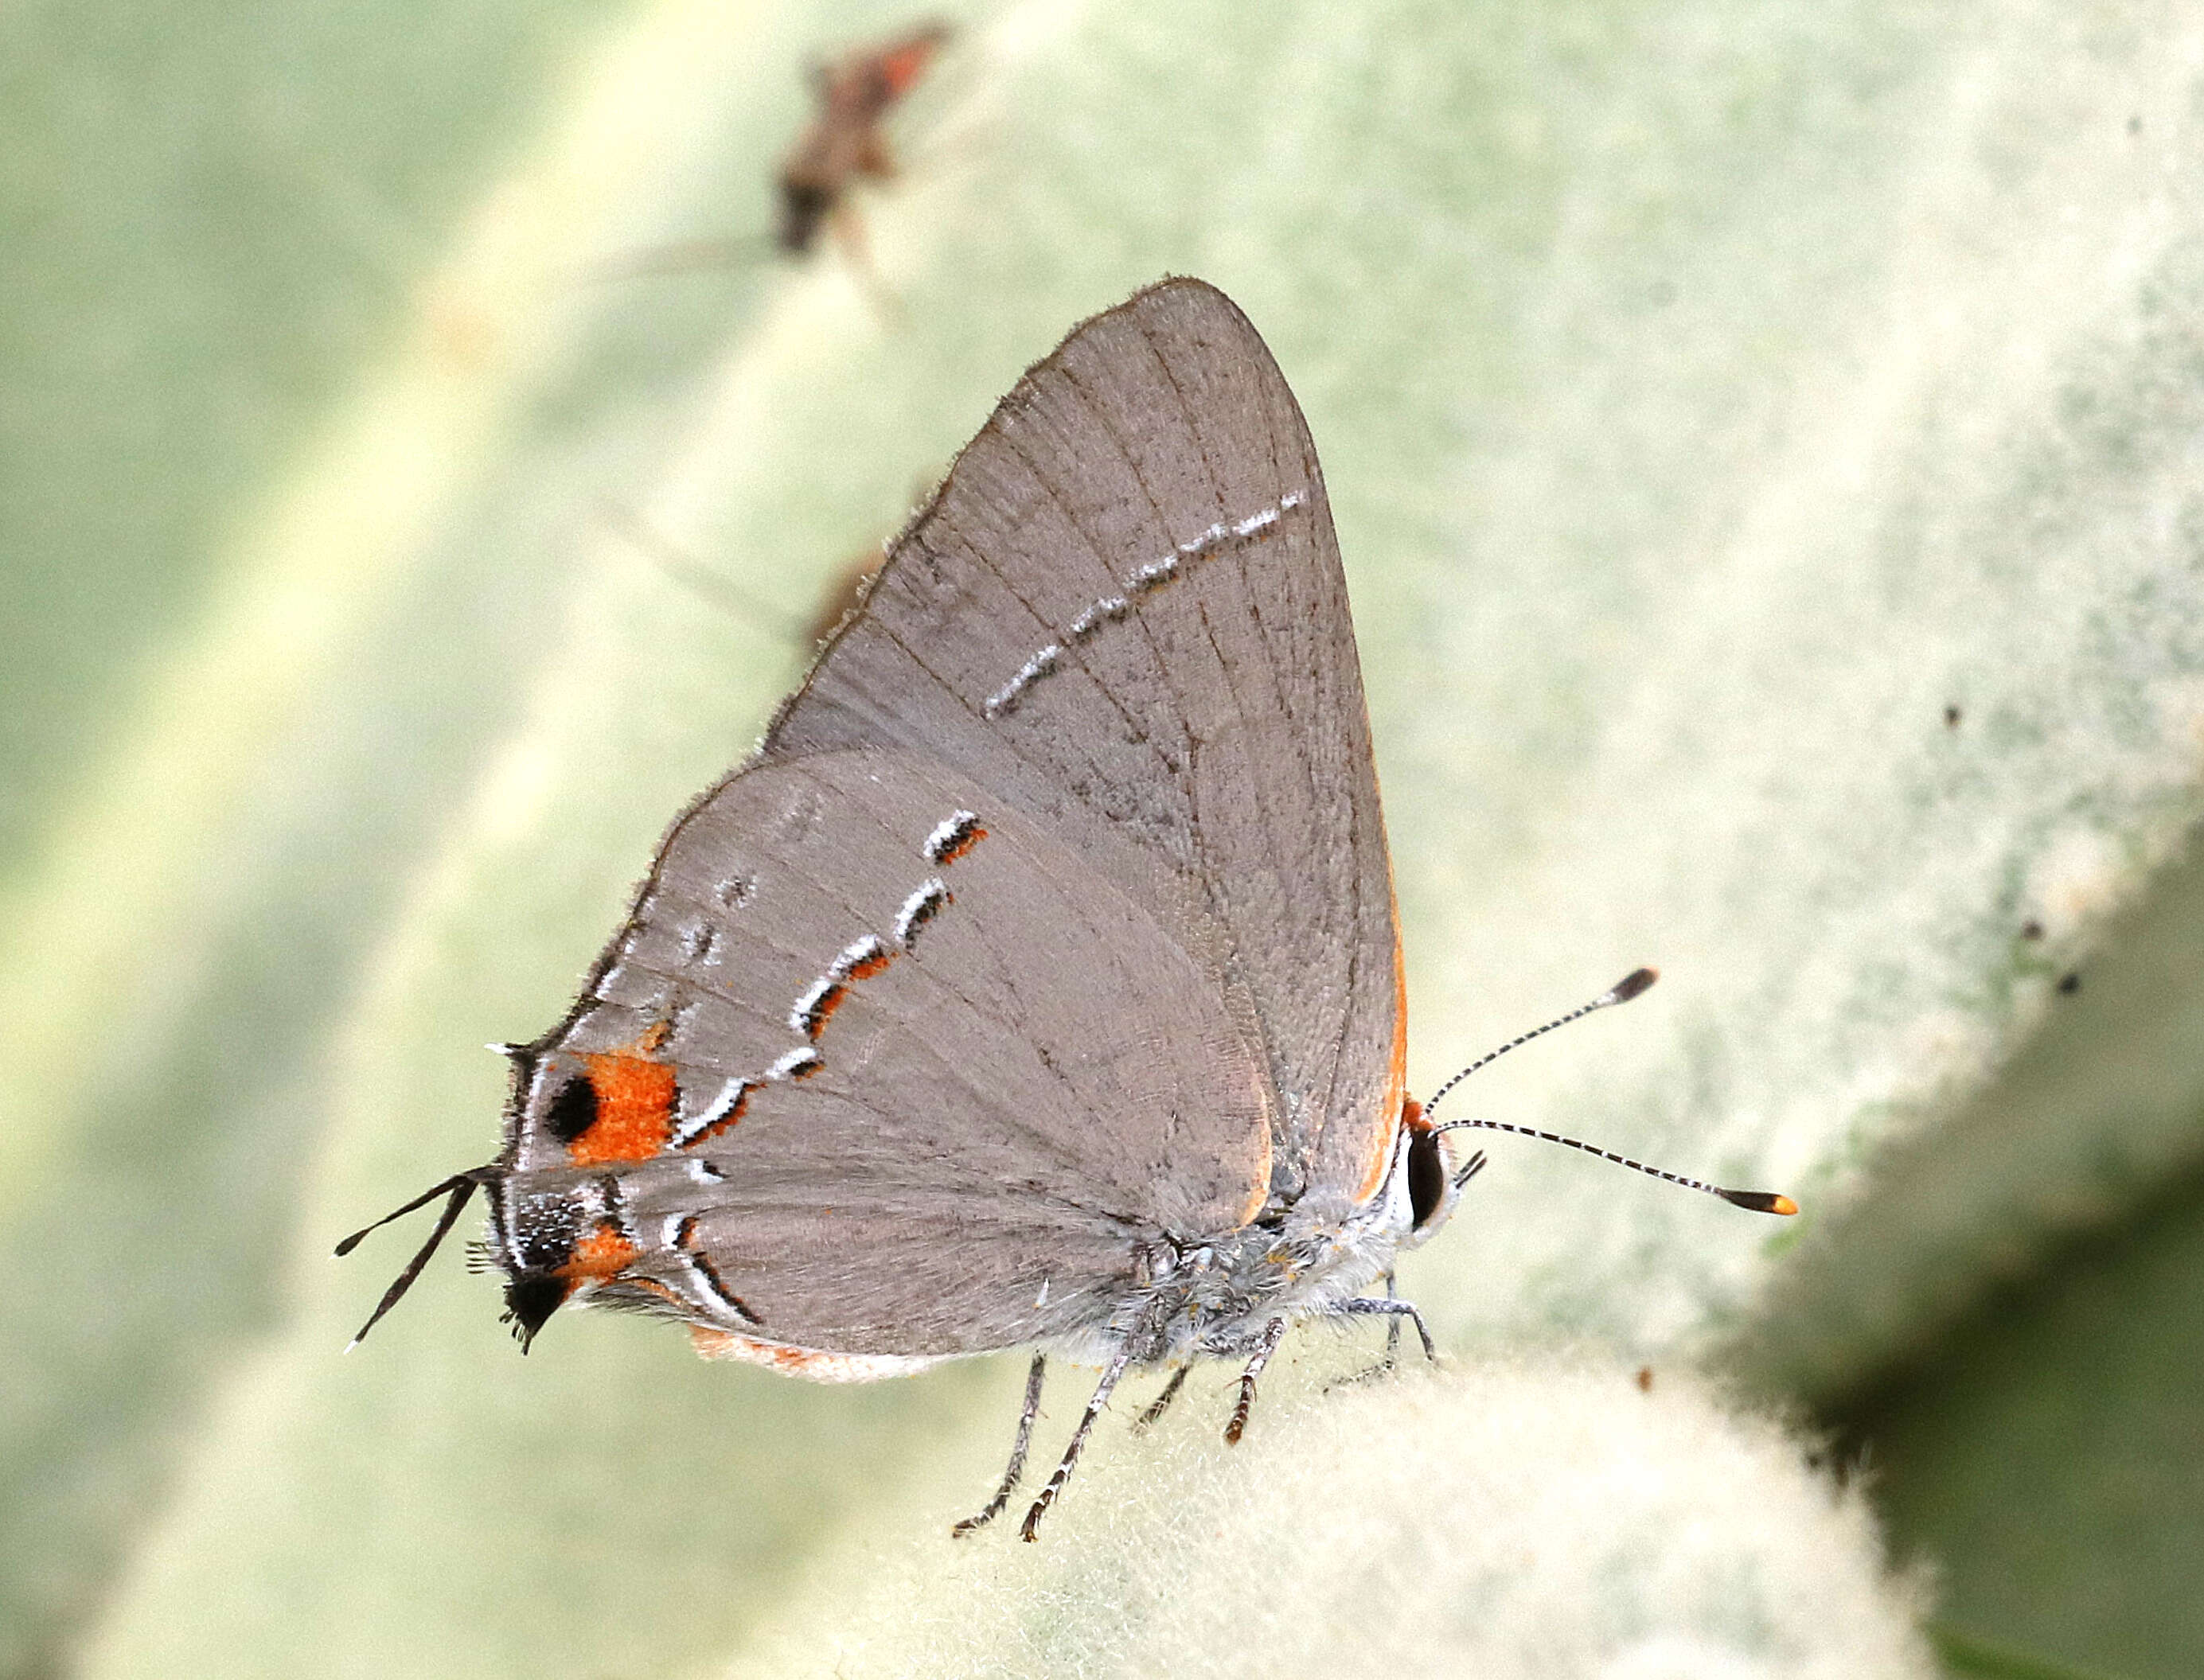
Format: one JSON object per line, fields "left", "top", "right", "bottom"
{"left": 1422, "top": 969, "right": 1796, "bottom": 1216}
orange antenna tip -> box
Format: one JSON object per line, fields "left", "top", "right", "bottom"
{"left": 1715, "top": 1189, "right": 1797, "bottom": 1216}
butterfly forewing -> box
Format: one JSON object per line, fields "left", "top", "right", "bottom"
{"left": 768, "top": 279, "right": 1402, "bottom": 1220}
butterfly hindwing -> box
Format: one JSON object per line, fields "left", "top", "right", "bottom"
{"left": 497, "top": 747, "right": 1273, "bottom": 1356}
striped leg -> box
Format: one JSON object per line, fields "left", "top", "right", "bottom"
{"left": 1019, "top": 1347, "right": 1133, "bottom": 1542}
{"left": 1223, "top": 1316, "right": 1288, "bottom": 1445}
{"left": 951, "top": 1353, "right": 1047, "bottom": 1538}
{"left": 1132, "top": 1365, "right": 1190, "bottom": 1434}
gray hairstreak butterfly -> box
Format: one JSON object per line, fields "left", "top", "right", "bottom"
{"left": 340, "top": 279, "right": 1795, "bottom": 1539}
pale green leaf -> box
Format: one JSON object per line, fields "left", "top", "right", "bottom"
{"left": 6, "top": 0, "right": 2201, "bottom": 1675}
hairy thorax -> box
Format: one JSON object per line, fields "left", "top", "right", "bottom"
{"left": 1099, "top": 1199, "right": 1413, "bottom": 1369}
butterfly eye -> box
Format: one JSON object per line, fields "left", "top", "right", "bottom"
{"left": 1406, "top": 1125, "right": 1449, "bottom": 1231}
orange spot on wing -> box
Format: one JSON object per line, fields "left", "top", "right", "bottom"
{"left": 845, "top": 949, "right": 894, "bottom": 980}
{"left": 560, "top": 1221, "right": 639, "bottom": 1280}
{"left": 688, "top": 1328, "right": 932, "bottom": 1382}
{"left": 689, "top": 1327, "right": 815, "bottom": 1370}
{"left": 802, "top": 982, "right": 850, "bottom": 1039}
{"left": 684, "top": 1084, "right": 751, "bottom": 1148}
{"left": 567, "top": 1023, "right": 679, "bottom": 1164}
{"left": 936, "top": 824, "right": 987, "bottom": 863}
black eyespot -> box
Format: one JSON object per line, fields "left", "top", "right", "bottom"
{"left": 1406, "top": 1126, "right": 1448, "bottom": 1231}
{"left": 544, "top": 1074, "right": 598, "bottom": 1144}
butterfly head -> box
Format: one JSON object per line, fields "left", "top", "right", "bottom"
{"left": 1398, "top": 1098, "right": 1463, "bottom": 1245}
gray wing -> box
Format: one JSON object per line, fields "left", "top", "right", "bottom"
{"left": 766, "top": 279, "right": 1402, "bottom": 1221}
{"left": 501, "top": 747, "right": 1272, "bottom": 1358}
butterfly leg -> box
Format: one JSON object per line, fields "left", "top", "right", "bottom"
{"left": 1223, "top": 1316, "right": 1288, "bottom": 1444}
{"left": 1328, "top": 1271, "right": 1413, "bottom": 1390}
{"left": 1018, "top": 1347, "right": 1133, "bottom": 1542}
{"left": 950, "top": 1351, "right": 1047, "bottom": 1538}
{"left": 1130, "top": 1364, "right": 1190, "bottom": 1435}
{"left": 1332, "top": 1293, "right": 1437, "bottom": 1362}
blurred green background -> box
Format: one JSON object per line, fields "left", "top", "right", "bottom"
{"left": 4, "top": 0, "right": 2201, "bottom": 1674}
